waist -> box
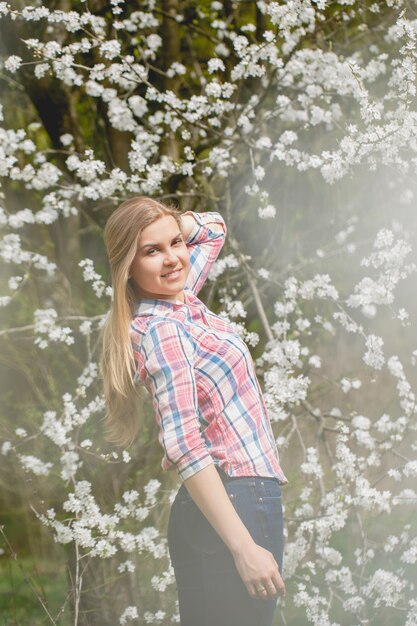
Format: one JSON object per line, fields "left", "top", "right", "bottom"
{"left": 215, "top": 464, "right": 281, "bottom": 484}
{"left": 176, "top": 465, "right": 281, "bottom": 502}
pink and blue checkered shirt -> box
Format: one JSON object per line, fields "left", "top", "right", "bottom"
{"left": 130, "top": 211, "right": 288, "bottom": 484}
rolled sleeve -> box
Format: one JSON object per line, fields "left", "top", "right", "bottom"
{"left": 142, "top": 319, "right": 214, "bottom": 480}
{"left": 182, "top": 210, "right": 227, "bottom": 295}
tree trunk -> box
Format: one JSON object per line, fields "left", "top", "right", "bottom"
{"left": 160, "top": 0, "right": 181, "bottom": 163}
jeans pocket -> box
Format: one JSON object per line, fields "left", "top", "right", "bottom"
{"left": 179, "top": 498, "right": 226, "bottom": 556}
{"left": 258, "top": 494, "right": 283, "bottom": 530}
{"left": 257, "top": 495, "right": 284, "bottom": 571}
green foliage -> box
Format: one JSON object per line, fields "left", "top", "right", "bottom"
{"left": 0, "top": 555, "right": 71, "bottom": 626}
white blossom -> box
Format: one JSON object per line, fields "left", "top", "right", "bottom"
{"left": 1, "top": 4, "right": 417, "bottom": 624}
{"left": 99, "top": 40, "right": 121, "bottom": 60}
{"left": 118, "top": 560, "right": 136, "bottom": 573}
{"left": 258, "top": 204, "right": 276, "bottom": 219}
{"left": 363, "top": 334, "right": 385, "bottom": 369}
{"left": 1, "top": 441, "right": 12, "bottom": 456}
{"left": 207, "top": 58, "right": 225, "bottom": 73}
{"left": 33, "top": 309, "right": 74, "bottom": 348}
{"left": 60, "top": 133, "right": 74, "bottom": 146}
{"left": 79, "top": 258, "right": 111, "bottom": 298}
{"left": 4, "top": 55, "right": 22, "bottom": 72}
{"left": 364, "top": 569, "right": 406, "bottom": 607}
{"left": 19, "top": 454, "right": 53, "bottom": 476}
{"left": 300, "top": 447, "right": 323, "bottom": 478}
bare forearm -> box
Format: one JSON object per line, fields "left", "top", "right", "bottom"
{"left": 183, "top": 464, "right": 255, "bottom": 555}
{"left": 179, "top": 213, "right": 197, "bottom": 239}
{"left": 183, "top": 465, "right": 285, "bottom": 600}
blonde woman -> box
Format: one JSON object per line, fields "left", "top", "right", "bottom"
{"left": 101, "top": 196, "right": 288, "bottom": 626}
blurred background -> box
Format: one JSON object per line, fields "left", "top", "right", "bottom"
{"left": 1, "top": 1, "right": 416, "bottom": 624}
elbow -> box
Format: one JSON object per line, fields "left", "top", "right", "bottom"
{"left": 177, "top": 448, "right": 214, "bottom": 481}
{"left": 165, "top": 436, "right": 214, "bottom": 481}
{"left": 209, "top": 222, "right": 226, "bottom": 235}
{"left": 213, "top": 215, "right": 227, "bottom": 237}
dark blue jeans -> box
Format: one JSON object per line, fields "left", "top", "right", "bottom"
{"left": 167, "top": 468, "right": 284, "bottom": 626}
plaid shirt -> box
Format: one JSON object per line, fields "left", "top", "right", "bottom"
{"left": 130, "top": 211, "right": 288, "bottom": 484}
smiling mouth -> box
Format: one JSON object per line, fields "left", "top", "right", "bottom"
{"left": 162, "top": 268, "right": 182, "bottom": 278}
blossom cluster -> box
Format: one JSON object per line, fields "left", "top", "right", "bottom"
{"left": 1, "top": 0, "right": 416, "bottom": 624}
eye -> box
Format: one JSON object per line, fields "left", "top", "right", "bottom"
{"left": 145, "top": 238, "right": 182, "bottom": 255}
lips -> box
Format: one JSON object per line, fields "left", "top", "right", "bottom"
{"left": 162, "top": 268, "right": 182, "bottom": 278}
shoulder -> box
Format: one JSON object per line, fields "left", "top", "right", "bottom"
{"left": 132, "top": 314, "right": 194, "bottom": 352}
{"left": 147, "top": 315, "right": 189, "bottom": 336}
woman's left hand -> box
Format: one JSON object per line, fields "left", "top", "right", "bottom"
{"left": 232, "top": 540, "right": 286, "bottom": 600}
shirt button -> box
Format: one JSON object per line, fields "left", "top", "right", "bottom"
{"left": 259, "top": 497, "right": 263, "bottom": 502}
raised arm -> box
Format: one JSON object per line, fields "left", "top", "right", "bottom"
{"left": 179, "top": 210, "right": 227, "bottom": 296}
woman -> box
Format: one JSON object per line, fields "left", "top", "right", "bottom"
{"left": 101, "top": 196, "right": 288, "bottom": 626}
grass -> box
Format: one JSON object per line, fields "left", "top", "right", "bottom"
{"left": 0, "top": 555, "right": 72, "bottom": 626}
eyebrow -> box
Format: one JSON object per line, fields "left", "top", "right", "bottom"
{"left": 139, "top": 232, "right": 183, "bottom": 251}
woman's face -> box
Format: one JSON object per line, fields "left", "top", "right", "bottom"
{"left": 129, "top": 215, "right": 190, "bottom": 302}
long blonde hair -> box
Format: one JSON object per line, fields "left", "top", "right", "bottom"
{"left": 101, "top": 196, "right": 182, "bottom": 448}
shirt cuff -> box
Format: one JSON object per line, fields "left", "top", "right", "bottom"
{"left": 175, "top": 445, "right": 215, "bottom": 481}
{"left": 182, "top": 210, "right": 226, "bottom": 243}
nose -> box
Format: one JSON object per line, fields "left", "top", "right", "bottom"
{"left": 163, "top": 248, "right": 178, "bottom": 264}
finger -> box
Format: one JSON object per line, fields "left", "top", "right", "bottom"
{"left": 259, "top": 588, "right": 270, "bottom": 600}
{"left": 271, "top": 570, "right": 286, "bottom": 598}
{"left": 247, "top": 583, "right": 258, "bottom": 599}
{"left": 250, "top": 581, "right": 270, "bottom": 600}
{"left": 267, "top": 582, "right": 279, "bottom": 598}
{"left": 260, "top": 579, "right": 279, "bottom": 599}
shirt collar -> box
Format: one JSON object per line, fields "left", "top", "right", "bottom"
{"left": 133, "top": 287, "right": 191, "bottom": 317}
